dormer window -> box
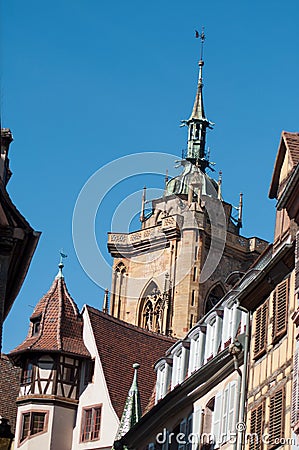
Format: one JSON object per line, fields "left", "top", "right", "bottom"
{"left": 171, "top": 343, "right": 190, "bottom": 389}
{"left": 31, "top": 316, "right": 41, "bottom": 336}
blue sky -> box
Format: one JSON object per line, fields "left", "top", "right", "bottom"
{"left": 1, "top": 0, "right": 299, "bottom": 352}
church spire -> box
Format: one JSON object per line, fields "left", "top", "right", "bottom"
{"left": 183, "top": 29, "right": 214, "bottom": 172}
{"left": 114, "top": 363, "right": 142, "bottom": 443}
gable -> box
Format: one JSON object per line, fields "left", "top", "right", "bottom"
{"left": 269, "top": 131, "right": 299, "bottom": 199}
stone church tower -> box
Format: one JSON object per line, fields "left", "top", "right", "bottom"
{"left": 107, "top": 36, "right": 268, "bottom": 338}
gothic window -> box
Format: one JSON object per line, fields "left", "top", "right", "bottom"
{"left": 139, "top": 281, "right": 165, "bottom": 333}
{"left": 20, "top": 411, "right": 48, "bottom": 442}
{"left": 112, "top": 263, "right": 127, "bottom": 319}
{"left": 204, "top": 284, "right": 225, "bottom": 315}
{"left": 81, "top": 405, "right": 102, "bottom": 442}
{"left": 143, "top": 300, "right": 154, "bottom": 331}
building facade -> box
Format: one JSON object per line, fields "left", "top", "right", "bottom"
{"left": 0, "top": 127, "right": 40, "bottom": 442}
{"left": 9, "top": 263, "right": 174, "bottom": 450}
{"left": 107, "top": 41, "right": 267, "bottom": 339}
{"left": 115, "top": 131, "right": 299, "bottom": 450}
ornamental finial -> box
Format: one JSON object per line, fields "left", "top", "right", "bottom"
{"left": 56, "top": 249, "right": 68, "bottom": 278}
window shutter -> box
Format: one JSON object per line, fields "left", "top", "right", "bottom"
{"left": 254, "top": 300, "right": 268, "bottom": 358}
{"left": 292, "top": 349, "right": 299, "bottom": 426}
{"left": 272, "top": 279, "right": 289, "bottom": 342}
{"left": 228, "top": 381, "right": 237, "bottom": 435}
{"left": 162, "top": 430, "right": 169, "bottom": 450}
{"left": 186, "top": 414, "right": 193, "bottom": 450}
{"left": 189, "top": 339, "right": 196, "bottom": 374}
{"left": 178, "top": 419, "right": 187, "bottom": 450}
{"left": 221, "top": 386, "right": 229, "bottom": 442}
{"left": 192, "top": 407, "right": 202, "bottom": 435}
{"left": 269, "top": 388, "right": 285, "bottom": 449}
{"left": 222, "top": 308, "right": 230, "bottom": 345}
{"left": 249, "top": 401, "right": 265, "bottom": 450}
{"left": 212, "top": 392, "right": 222, "bottom": 448}
{"left": 172, "top": 354, "right": 178, "bottom": 388}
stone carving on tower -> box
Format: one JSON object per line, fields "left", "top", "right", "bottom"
{"left": 107, "top": 33, "right": 268, "bottom": 338}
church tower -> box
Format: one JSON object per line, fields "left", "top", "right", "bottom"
{"left": 107, "top": 33, "right": 268, "bottom": 338}
{"left": 9, "top": 261, "right": 90, "bottom": 450}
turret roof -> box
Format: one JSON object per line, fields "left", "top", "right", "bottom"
{"left": 10, "top": 271, "right": 89, "bottom": 358}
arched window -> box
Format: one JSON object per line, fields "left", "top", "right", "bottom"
{"left": 204, "top": 284, "right": 225, "bottom": 315}
{"left": 112, "top": 263, "right": 127, "bottom": 319}
{"left": 139, "top": 281, "right": 164, "bottom": 333}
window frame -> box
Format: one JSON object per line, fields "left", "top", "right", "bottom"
{"left": 19, "top": 410, "right": 49, "bottom": 444}
{"left": 21, "top": 359, "right": 34, "bottom": 385}
{"left": 80, "top": 404, "right": 102, "bottom": 442}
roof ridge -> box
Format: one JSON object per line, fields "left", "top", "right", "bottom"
{"left": 57, "top": 277, "right": 63, "bottom": 350}
{"left": 86, "top": 305, "right": 175, "bottom": 343}
{"left": 29, "top": 277, "right": 60, "bottom": 350}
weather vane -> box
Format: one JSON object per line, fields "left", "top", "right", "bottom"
{"left": 59, "top": 249, "right": 68, "bottom": 267}
{"left": 195, "top": 26, "right": 205, "bottom": 60}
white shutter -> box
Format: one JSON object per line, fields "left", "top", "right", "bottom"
{"left": 228, "top": 381, "right": 237, "bottom": 434}
{"left": 172, "top": 354, "right": 178, "bottom": 388}
{"left": 214, "top": 315, "right": 223, "bottom": 356}
{"left": 222, "top": 308, "right": 230, "bottom": 346}
{"left": 160, "top": 365, "right": 166, "bottom": 398}
{"left": 192, "top": 408, "right": 202, "bottom": 450}
{"left": 221, "top": 386, "right": 229, "bottom": 441}
{"left": 212, "top": 392, "right": 223, "bottom": 448}
{"left": 189, "top": 338, "right": 196, "bottom": 375}
{"left": 178, "top": 419, "right": 187, "bottom": 450}
{"left": 233, "top": 308, "right": 242, "bottom": 338}
{"left": 156, "top": 369, "right": 161, "bottom": 402}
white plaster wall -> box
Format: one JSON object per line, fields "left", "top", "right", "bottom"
{"left": 192, "top": 369, "right": 244, "bottom": 450}
{"left": 71, "top": 306, "right": 119, "bottom": 450}
{"left": 14, "top": 403, "right": 54, "bottom": 450}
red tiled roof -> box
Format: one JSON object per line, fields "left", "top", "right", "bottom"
{"left": 269, "top": 131, "right": 299, "bottom": 199}
{"left": 86, "top": 306, "right": 175, "bottom": 418}
{"left": 10, "top": 273, "right": 90, "bottom": 358}
{"left": 0, "top": 354, "right": 21, "bottom": 432}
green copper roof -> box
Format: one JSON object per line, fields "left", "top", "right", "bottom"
{"left": 114, "top": 363, "right": 142, "bottom": 442}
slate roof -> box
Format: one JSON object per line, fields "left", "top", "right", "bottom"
{"left": 0, "top": 354, "right": 21, "bottom": 432}
{"left": 269, "top": 131, "right": 299, "bottom": 199}
{"left": 10, "top": 271, "right": 89, "bottom": 358}
{"left": 86, "top": 306, "right": 175, "bottom": 418}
